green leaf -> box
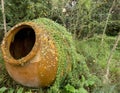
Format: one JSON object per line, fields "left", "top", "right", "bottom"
{"left": 8, "top": 88, "right": 14, "bottom": 93}
{"left": 81, "top": 75, "right": 86, "bottom": 82}
{"left": 25, "top": 92, "right": 32, "bottom": 93}
{"left": 65, "top": 84, "right": 75, "bottom": 93}
{"left": 17, "top": 88, "right": 23, "bottom": 93}
{"left": 25, "top": 90, "right": 32, "bottom": 93}
{"left": 0, "top": 87, "right": 7, "bottom": 93}
{"left": 77, "top": 88, "right": 88, "bottom": 93}
{"left": 85, "top": 79, "right": 95, "bottom": 86}
{"left": 84, "top": 0, "right": 91, "bottom": 11}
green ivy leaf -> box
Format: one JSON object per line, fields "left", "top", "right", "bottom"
{"left": 0, "top": 87, "right": 7, "bottom": 93}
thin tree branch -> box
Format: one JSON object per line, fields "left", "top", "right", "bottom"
{"left": 1, "top": 0, "right": 7, "bottom": 34}
{"left": 101, "top": 0, "right": 116, "bottom": 45}
{"left": 104, "top": 32, "right": 120, "bottom": 84}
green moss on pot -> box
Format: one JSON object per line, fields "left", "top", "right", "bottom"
{"left": 32, "top": 18, "right": 77, "bottom": 88}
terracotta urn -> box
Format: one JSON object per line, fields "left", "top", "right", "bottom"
{"left": 1, "top": 18, "right": 76, "bottom": 88}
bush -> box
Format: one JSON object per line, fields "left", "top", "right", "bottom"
{"left": 76, "top": 35, "right": 120, "bottom": 92}
{"left": 106, "top": 21, "right": 120, "bottom": 36}
{"left": 0, "top": 29, "right": 4, "bottom": 43}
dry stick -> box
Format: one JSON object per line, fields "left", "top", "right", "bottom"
{"left": 100, "top": 0, "right": 116, "bottom": 45}
{"left": 1, "top": 0, "right": 7, "bottom": 34}
{"left": 104, "top": 33, "right": 120, "bottom": 84}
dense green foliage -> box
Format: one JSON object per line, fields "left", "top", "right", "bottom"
{"left": 4, "top": 0, "right": 52, "bottom": 26}
{"left": 0, "top": 0, "right": 120, "bottom": 40}
{"left": 51, "top": 0, "right": 120, "bottom": 39}
{"left": 0, "top": 0, "right": 52, "bottom": 41}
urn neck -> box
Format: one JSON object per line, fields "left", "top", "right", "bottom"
{"left": 1, "top": 22, "right": 40, "bottom": 65}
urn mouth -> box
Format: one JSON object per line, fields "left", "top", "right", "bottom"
{"left": 1, "top": 22, "right": 40, "bottom": 65}
{"left": 9, "top": 26, "right": 35, "bottom": 60}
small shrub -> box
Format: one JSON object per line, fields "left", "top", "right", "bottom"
{"left": 106, "top": 21, "right": 120, "bottom": 36}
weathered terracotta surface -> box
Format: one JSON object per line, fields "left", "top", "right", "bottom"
{"left": 1, "top": 22, "right": 58, "bottom": 87}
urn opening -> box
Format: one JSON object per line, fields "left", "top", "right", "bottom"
{"left": 9, "top": 27, "right": 36, "bottom": 59}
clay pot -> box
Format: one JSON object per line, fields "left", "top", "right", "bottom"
{"left": 1, "top": 18, "right": 75, "bottom": 88}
